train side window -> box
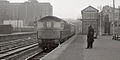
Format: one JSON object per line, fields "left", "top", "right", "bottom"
{"left": 38, "top": 22, "right": 44, "bottom": 28}
{"left": 47, "top": 22, "right": 52, "bottom": 28}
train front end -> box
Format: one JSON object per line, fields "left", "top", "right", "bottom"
{"left": 37, "top": 16, "right": 64, "bottom": 50}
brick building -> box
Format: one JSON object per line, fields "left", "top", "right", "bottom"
{"left": 81, "top": 6, "right": 99, "bottom": 34}
{"left": 100, "top": 5, "right": 120, "bottom": 35}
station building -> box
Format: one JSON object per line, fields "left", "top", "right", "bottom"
{"left": 81, "top": 6, "right": 99, "bottom": 35}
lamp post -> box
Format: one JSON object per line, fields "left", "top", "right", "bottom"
{"left": 119, "top": 7, "right": 120, "bottom": 20}
{"left": 99, "top": 13, "right": 102, "bottom": 35}
{"left": 112, "top": 0, "right": 115, "bottom": 35}
{"left": 98, "top": 6, "right": 103, "bottom": 36}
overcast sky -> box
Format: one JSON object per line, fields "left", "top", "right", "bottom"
{"left": 8, "top": 0, "right": 120, "bottom": 19}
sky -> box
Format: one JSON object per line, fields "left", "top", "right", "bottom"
{"left": 8, "top": 0, "right": 120, "bottom": 19}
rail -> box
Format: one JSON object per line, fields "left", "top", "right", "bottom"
{"left": 0, "top": 43, "right": 39, "bottom": 59}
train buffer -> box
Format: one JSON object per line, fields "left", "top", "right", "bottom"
{"left": 41, "top": 35, "right": 120, "bottom": 60}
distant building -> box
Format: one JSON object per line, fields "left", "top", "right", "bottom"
{"left": 81, "top": 6, "right": 99, "bottom": 34}
{"left": 102, "top": 5, "right": 119, "bottom": 22}
{"left": 64, "top": 18, "right": 82, "bottom": 34}
{"left": 100, "top": 5, "right": 120, "bottom": 35}
{"left": 75, "top": 19, "right": 82, "bottom": 34}
{"left": 0, "top": 0, "right": 10, "bottom": 24}
{"left": 3, "top": 20, "right": 23, "bottom": 27}
{"left": 0, "top": 0, "right": 53, "bottom": 26}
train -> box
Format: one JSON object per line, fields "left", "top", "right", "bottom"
{"left": 36, "top": 16, "right": 76, "bottom": 50}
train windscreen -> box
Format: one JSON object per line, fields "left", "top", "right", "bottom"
{"left": 54, "top": 22, "right": 61, "bottom": 28}
{"left": 53, "top": 22, "right": 64, "bottom": 29}
{"left": 47, "top": 22, "right": 52, "bottom": 28}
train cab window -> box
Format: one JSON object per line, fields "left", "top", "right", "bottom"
{"left": 54, "top": 22, "right": 61, "bottom": 28}
{"left": 47, "top": 22, "right": 52, "bottom": 28}
{"left": 38, "top": 22, "right": 44, "bottom": 28}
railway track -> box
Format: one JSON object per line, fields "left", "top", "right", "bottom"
{"left": 25, "top": 49, "right": 53, "bottom": 60}
{"left": 0, "top": 32, "right": 37, "bottom": 54}
{"left": 0, "top": 32, "right": 54, "bottom": 60}
{"left": 25, "top": 36, "right": 74, "bottom": 60}
{"left": 0, "top": 43, "right": 42, "bottom": 60}
{"left": 0, "top": 37, "right": 37, "bottom": 54}
{"left": 0, "top": 32, "right": 36, "bottom": 42}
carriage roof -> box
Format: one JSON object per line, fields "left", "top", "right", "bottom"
{"left": 38, "top": 16, "right": 65, "bottom": 22}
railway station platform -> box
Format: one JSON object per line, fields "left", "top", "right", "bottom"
{"left": 41, "top": 34, "right": 120, "bottom": 60}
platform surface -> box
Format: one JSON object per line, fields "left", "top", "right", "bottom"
{"left": 41, "top": 35, "right": 120, "bottom": 60}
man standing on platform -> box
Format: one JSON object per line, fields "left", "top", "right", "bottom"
{"left": 86, "top": 25, "right": 94, "bottom": 49}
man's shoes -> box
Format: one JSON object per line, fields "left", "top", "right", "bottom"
{"left": 90, "top": 47, "right": 93, "bottom": 49}
{"left": 85, "top": 48, "right": 89, "bottom": 49}
{"left": 86, "top": 47, "right": 93, "bottom": 49}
